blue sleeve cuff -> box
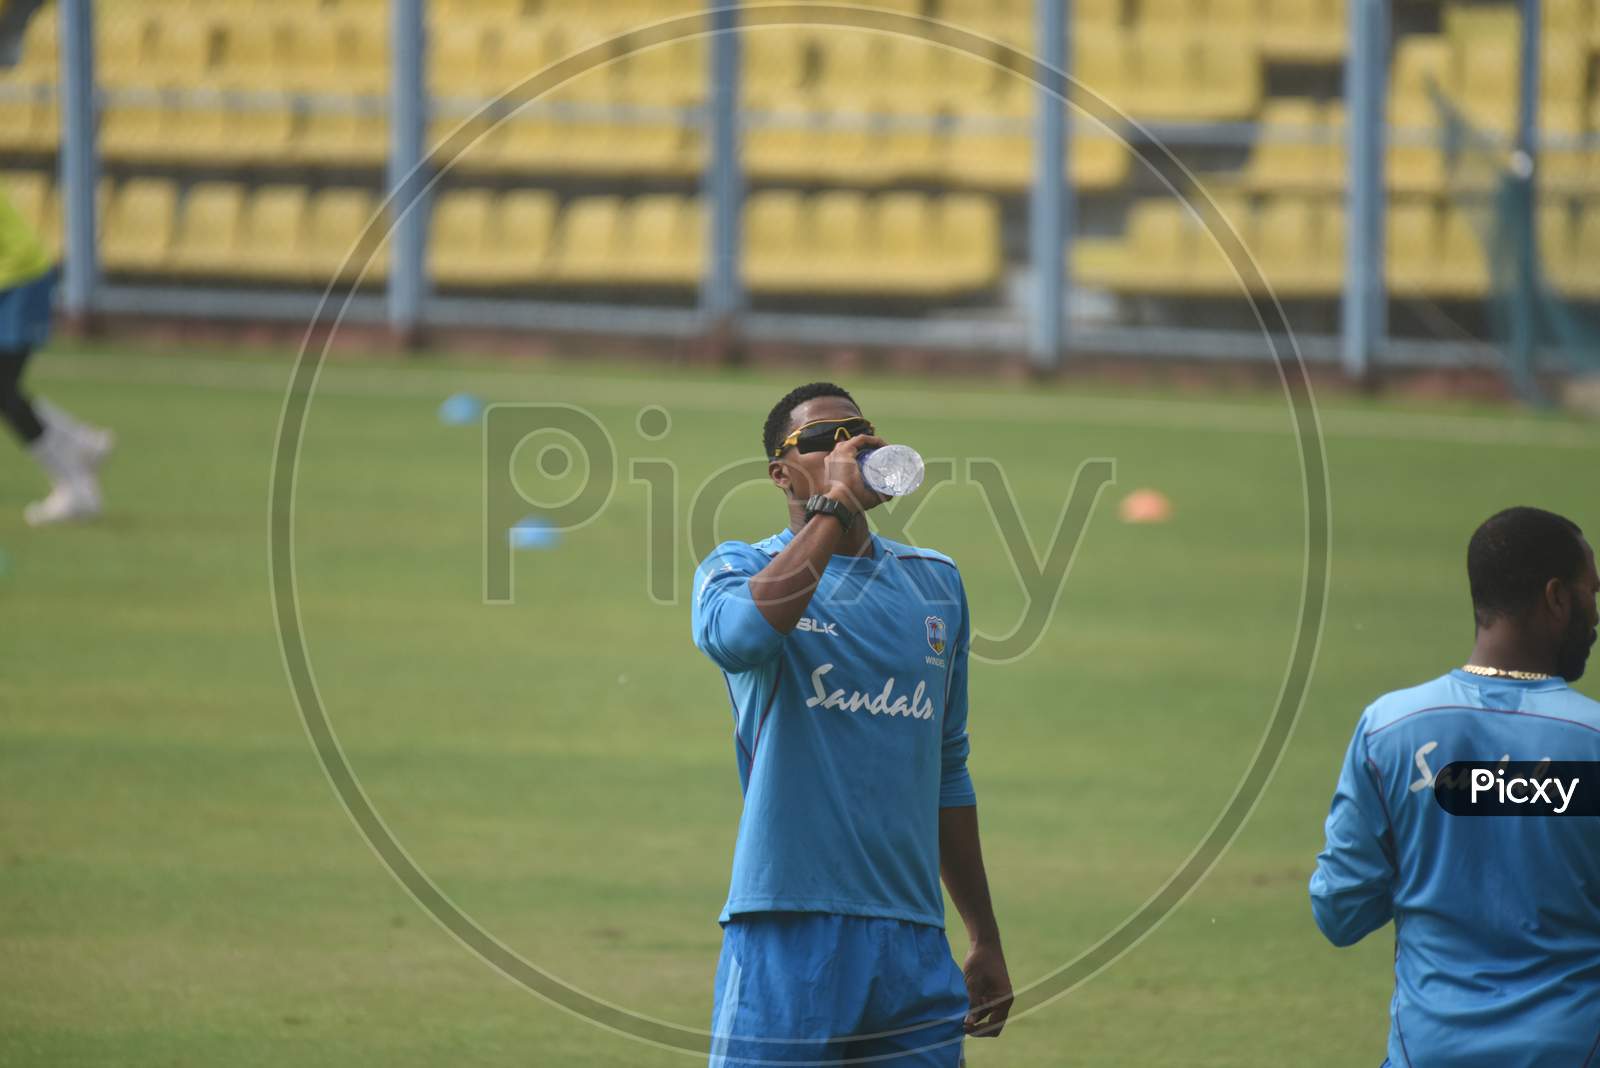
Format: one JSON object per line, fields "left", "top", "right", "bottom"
{"left": 940, "top": 768, "right": 977, "bottom": 808}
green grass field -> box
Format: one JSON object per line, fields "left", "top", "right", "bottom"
{"left": 2, "top": 342, "right": 1596, "bottom": 1067}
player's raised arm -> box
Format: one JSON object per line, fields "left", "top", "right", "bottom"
{"left": 747, "top": 430, "right": 886, "bottom": 634}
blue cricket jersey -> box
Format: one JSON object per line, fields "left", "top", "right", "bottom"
{"left": 691, "top": 526, "right": 976, "bottom": 930}
{"left": 1311, "top": 669, "right": 1600, "bottom": 1066}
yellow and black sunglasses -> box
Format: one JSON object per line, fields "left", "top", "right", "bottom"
{"left": 771, "top": 417, "right": 875, "bottom": 459}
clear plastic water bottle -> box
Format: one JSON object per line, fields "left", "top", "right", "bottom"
{"left": 858, "top": 444, "right": 926, "bottom": 497}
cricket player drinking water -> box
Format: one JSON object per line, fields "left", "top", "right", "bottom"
{"left": 692, "top": 382, "right": 1012, "bottom": 1067}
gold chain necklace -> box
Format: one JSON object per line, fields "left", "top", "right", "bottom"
{"left": 1462, "top": 663, "right": 1554, "bottom": 681}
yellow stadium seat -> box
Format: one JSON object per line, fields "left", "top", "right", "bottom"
{"left": 1542, "top": 0, "right": 1589, "bottom": 37}
{"left": 938, "top": 193, "right": 1002, "bottom": 293}
{"left": 743, "top": 190, "right": 805, "bottom": 293}
{"left": 613, "top": 92, "right": 700, "bottom": 178}
{"left": 1384, "top": 199, "right": 1437, "bottom": 294}
{"left": 941, "top": 89, "right": 1031, "bottom": 191}
{"left": 1125, "top": 200, "right": 1191, "bottom": 291}
{"left": 1456, "top": 39, "right": 1518, "bottom": 134}
{"left": 428, "top": 189, "right": 494, "bottom": 287}
{"left": 1538, "top": 202, "right": 1577, "bottom": 293}
{"left": 238, "top": 184, "right": 309, "bottom": 281}
{"left": 535, "top": 90, "right": 623, "bottom": 173}
{"left": 0, "top": 79, "right": 53, "bottom": 155}
{"left": 103, "top": 179, "right": 178, "bottom": 274}
{"left": 1193, "top": 34, "right": 1261, "bottom": 118}
{"left": 744, "top": 91, "right": 828, "bottom": 183}
{"left": 620, "top": 37, "right": 705, "bottom": 105}
{"left": 171, "top": 182, "right": 246, "bottom": 276}
{"left": 1128, "top": 33, "right": 1190, "bottom": 118}
{"left": 874, "top": 192, "right": 938, "bottom": 294}
{"left": 553, "top": 196, "right": 623, "bottom": 284}
{"left": 1251, "top": 195, "right": 1320, "bottom": 296}
{"left": 740, "top": 31, "right": 806, "bottom": 102}
{"left": 1074, "top": 27, "right": 1130, "bottom": 104}
{"left": 1243, "top": 99, "right": 1325, "bottom": 192}
{"left": 812, "top": 31, "right": 879, "bottom": 110}
{"left": 1313, "top": 199, "right": 1345, "bottom": 293}
{"left": 430, "top": 21, "right": 494, "bottom": 96}
{"left": 1188, "top": 192, "right": 1255, "bottom": 295}
{"left": 618, "top": 194, "right": 699, "bottom": 287}
{"left": 1141, "top": 0, "right": 1203, "bottom": 31}
{"left": 490, "top": 22, "right": 564, "bottom": 97}
{"left": 937, "top": 38, "right": 1002, "bottom": 105}
{"left": 101, "top": 86, "right": 179, "bottom": 163}
{"left": 1390, "top": 35, "right": 1453, "bottom": 116}
{"left": 287, "top": 17, "right": 387, "bottom": 93}
{"left": 1443, "top": 4, "right": 1520, "bottom": 42}
{"left": 1077, "top": 0, "right": 1125, "bottom": 24}
{"left": 15, "top": 7, "right": 55, "bottom": 76}
{"left": 292, "top": 85, "right": 389, "bottom": 167}
{"left": 876, "top": 34, "right": 942, "bottom": 111}
{"left": 1260, "top": 0, "right": 1345, "bottom": 61}
{"left": 1387, "top": 38, "right": 1451, "bottom": 194}
{"left": 1434, "top": 206, "right": 1487, "bottom": 297}
{"left": 1321, "top": 102, "right": 1348, "bottom": 188}
{"left": 873, "top": 100, "right": 942, "bottom": 185}
{"left": 151, "top": 15, "right": 220, "bottom": 84}
{"left": 154, "top": 87, "right": 226, "bottom": 165}
{"left": 480, "top": 190, "right": 558, "bottom": 285}
{"left": 96, "top": 14, "right": 154, "bottom": 88}
{"left": 818, "top": 104, "right": 892, "bottom": 186}
{"left": 1574, "top": 204, "right": 1600, "bottom": 298}
{"left": 1538, "top": 41, "right": 1587, "bottom": 135}
{"left": 1072, "top": 220, "right": 1133, "bottom": 289}
{"left": 476, "top": 105, "right": 556, "bottom": 174}
{"left": 304, "top": 188, "right": 383, "bottom": 285}
{"left": 229, "top": 87, "right": 298, "bottom": 165}
{"left": 221, "top": 16, "right": 293, "bottom": 87}
{"left": 1074, "top": 129, "right": 1132, "bottom": 190}
{"left": 1208, "top": 0, "right": 1262, "bottom": 41}
{"left": 810, "top": 190, "right": 872, "bottom": 292}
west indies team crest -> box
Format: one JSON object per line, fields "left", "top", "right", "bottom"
{"left": 925, "top": 616, "right": 947, "bottom": 656}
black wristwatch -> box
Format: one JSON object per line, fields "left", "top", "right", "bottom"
{"left": 804, "top": 494, "right": 855, "bottom": 533}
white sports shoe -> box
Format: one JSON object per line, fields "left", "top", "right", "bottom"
{"left": 23, "top": 403, "right": 114, "bottom": 527}
{"left": 24, "top": 478, "right": 102, "bottom": 526}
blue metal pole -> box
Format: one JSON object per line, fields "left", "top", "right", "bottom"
{"left": 1029, "top": 0, "right": 1066, "bottom": 369}
{"left": 57, "top": 0, "right": 97, "bottom": 325}
{"left": 1507, "top": 0, "right": 1541, "bottom": 395}
{"left": 702, "top": 2, "right": 742, "bottom": 325}
{"left": 387, "top": 0, "right": 426, "bottom": 342}
{"left": 1340, "top": 0, "right": 1387, "bottom": 382}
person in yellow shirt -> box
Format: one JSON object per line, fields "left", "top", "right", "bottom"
{"left": 1, "top": 178, "right": 113, "bottom": 525}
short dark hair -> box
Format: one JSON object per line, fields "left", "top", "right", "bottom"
{"left": 1468, "top": 507, "right": 1587, "bottom": 626}
{"left": 762, "top": 381, "right": 858, "bottom": 458}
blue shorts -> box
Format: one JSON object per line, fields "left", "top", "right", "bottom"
{"left": 708, "top": 911, "right": 968, "bottom": 1068}
{"left": 0, "top": 267, "right": 57, "bottom": 352}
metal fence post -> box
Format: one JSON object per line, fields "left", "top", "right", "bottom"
{"left": 1029, "top": 0, "right": 1067, "bottom": 370}
{"left": 58, "top": 0, "right": 97, "bottom": 326}
{"left": 387, "top": 0, "right": 426, "bottom": 343}
{"left": 1340, "top": 0, "right": 1388, "bottom": 382}
{"left": 1506, "top": 0, "right": 1541, "bottom": 395}
{"left": 702, "top": 1, "right": 743, "bottom": 329}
